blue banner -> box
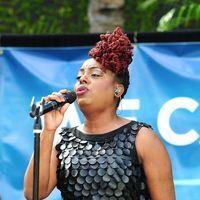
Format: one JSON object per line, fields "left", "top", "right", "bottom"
{"left": 0, "top": 43, "right": 200, "bottom": 199}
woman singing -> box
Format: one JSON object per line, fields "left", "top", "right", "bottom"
{"left": 24, "top": 27, "right": 175, "bottom": 200}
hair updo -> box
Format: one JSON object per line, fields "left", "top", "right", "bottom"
{"left": 88, "top": 27, "right": 134, "bottom": 105}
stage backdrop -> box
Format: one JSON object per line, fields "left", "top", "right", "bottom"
{"left": 0, "top": 42, "right": 200, "bottom": 200}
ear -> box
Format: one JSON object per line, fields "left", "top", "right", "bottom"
{"left": 114, "top": 84, "right": 124, "bottom": 98}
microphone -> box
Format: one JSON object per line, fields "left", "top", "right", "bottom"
{"left": 38, "top": 91, "right": 77, "bottom": 116}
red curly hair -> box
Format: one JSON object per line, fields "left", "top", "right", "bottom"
{"left": 88, "top": 27, "right": 133, "bottom": 74}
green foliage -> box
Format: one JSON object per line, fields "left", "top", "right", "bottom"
{"left": 0, "top": 0, "right": 89, "bottom": 34}
{"left": 123, "top": 0, "right": 173, "bottom": 32}
{"left": 0, "top": 0, "right": 199, "bottom": 34}
{"left": 157, "top": 2, "right": 200, "bottom": 31}
{"left": 124, "top": 0, "right": 200, "bottom": 32}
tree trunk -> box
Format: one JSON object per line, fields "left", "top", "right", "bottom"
{"left": 88, "top": 0, "right": 125, "bottom": 33}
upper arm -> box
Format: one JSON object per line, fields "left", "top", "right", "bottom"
{"left": 135, "top": 127, "right": 175, "bottom": 200}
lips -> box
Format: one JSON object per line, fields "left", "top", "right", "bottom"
{"left": 76, "top": 86, "right": 89, "bottom": 95}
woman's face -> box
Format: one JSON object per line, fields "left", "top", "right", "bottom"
{"left": 74, "top": 58, "right": 117, "bottom": 112}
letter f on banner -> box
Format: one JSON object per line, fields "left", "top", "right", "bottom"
{"left": 157, "top": 97, "right": 199, "bottom": 146}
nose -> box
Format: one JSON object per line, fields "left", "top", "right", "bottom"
{"left": 79, "top": 73, "right": 89, "bottom": 84}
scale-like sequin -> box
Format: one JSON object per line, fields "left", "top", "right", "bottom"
{"left": 56, "top": 121, "right": 152, "bottom": 199}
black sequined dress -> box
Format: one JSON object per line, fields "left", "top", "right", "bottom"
{"left": 56, "top": 121, "right": 152, "bottom": 200}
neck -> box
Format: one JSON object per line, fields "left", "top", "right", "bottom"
{"left": 82, "top": 109, "right": 120, "bottom": 134}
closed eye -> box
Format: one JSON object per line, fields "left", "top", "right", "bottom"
{"left": 76, "top": 76, "right": 81, "bottom": 80}
{"left": 91, "top": 74, "right": 101, "bottom": 77}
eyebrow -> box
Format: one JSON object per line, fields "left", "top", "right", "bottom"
{"left": 79, "top": 66, "right": 102, "bottom": 72}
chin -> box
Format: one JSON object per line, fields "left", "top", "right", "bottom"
{"left": 77, "top": 98, "right": 91, "bottom": 107}
{"left": 77, "top": 98, "right": 97, "bottom": 114}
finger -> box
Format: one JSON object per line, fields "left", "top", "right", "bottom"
{"left": 46, "top": 94, "right": 64, "bottom": 103}
{"left": 52, "top": 92, "right": 58, "bottom": 95}
{"left": 60, "top": 103, "right": 70, "bottom": 115}
{"left": 59, "top": 89, "right": 68, "bottom": 94}
{"left": 51, "top": 92, "right": 65, "bottom": 101}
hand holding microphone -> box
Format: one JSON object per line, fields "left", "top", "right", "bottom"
{"left": 30, "top": 89, "right": 76, "bottom": 132}
{"left": 39, "top": 90, "right": 76, "bottom": 116}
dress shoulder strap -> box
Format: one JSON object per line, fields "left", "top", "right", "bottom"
{"left": 131, "top": 121, "right": 153, "bottom": 133}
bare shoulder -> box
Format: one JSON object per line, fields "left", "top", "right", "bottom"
{"left": 135, "top": 126, "right": 168, "bottom": 162}
{"left": 135, "top": 126, "right": 175, "bottom": 199}
{"left": 135, "top": 126, "right": 162, "bottom": 148}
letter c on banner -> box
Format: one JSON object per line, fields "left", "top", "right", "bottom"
{"left": 157, "top": 97, "right": 199, "bottom": 146}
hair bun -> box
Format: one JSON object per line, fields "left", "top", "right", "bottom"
{"left": 89, "top": 27, "right": 133, "bottom": 74}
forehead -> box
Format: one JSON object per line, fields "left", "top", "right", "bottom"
{"left": 78, "top": 58, "right": 116, "bottom": 79}
{"left": 79, "top": 58, "right": 103, "bottom": 71}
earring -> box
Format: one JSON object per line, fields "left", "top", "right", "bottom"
{"left": 114, "top": 88, "right": 120, "bottom": 95}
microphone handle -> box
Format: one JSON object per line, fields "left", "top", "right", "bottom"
{"left": 39, "top": 100, "right": 66, "bottom": 116}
